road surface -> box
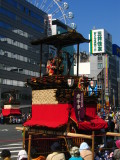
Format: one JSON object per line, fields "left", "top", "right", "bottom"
{"left": 0, "top": 124, "right": 23, "bottom": 159}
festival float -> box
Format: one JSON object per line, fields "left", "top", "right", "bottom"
{"left": 1, "top": 90, "right": 21, "bottom": 123}
{"left": 22, "top": 30, "right": 109, "bottom": 160}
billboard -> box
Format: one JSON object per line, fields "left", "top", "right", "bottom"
{"left": 112, "top": 44, "right": 120, "bottom": 57}
{"left": 74, "top": 62, "right": 90, "bottom": 75}
{"left": 105, "top": 95, "right": 109, "bottom": 107}
{"left": 89, "top": 29, "right": 112, "bottom": 55}
{"left": 105, "top": 54, "right": 108, "bottom": 95}
{"left": 47, "top": 14, "right": 52, "bottom": 36}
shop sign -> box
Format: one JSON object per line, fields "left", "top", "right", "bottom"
{"left": 89, "top": 29, "right": 112, "bottom": 55}
{"left": 105, "top": 95, "right": 109, "bottom": 107}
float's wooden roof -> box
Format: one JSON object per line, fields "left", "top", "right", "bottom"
{"left": 31, "top": 30, "right": 90, "bottom": 48}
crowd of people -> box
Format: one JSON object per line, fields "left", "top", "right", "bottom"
{"left": 0, "top": 112, "right": 31, "bottom": 124}
{"left": 98, "top": 109, "right": 120, "bottom": 133}
{"left": 1, "top": 108, "right": 120, "bottom": 159}
{"left": 94, "top": 109, "right": 120, "bottom": 159}
{"left": 1, "top": 140, "right": 120, "bottom": 160}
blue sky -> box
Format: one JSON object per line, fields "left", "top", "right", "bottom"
{"left": 68, "top": 0, "right": 120, "bottom": 53}
{"left": 29, "top": 0, "right": 120, "bottom": 53}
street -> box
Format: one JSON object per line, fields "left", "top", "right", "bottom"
{"left": 0, "top": 124, "right": 23, "bottom": 159}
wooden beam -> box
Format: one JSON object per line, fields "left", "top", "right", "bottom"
{"left": 15, "top": 127, "right": 28, "bottom": 131}
{"left": 23, "top": 127, "right": 25, "bottom": 149}
{"left": 28, "top": 134, "right": 32, "bottom": 160}
{"left": 92, "top": 131, "right": 94, "bottom": 160}
{"left": 106, "top": 132, "right": 120, "bottom": 137}
{"left": 77, "top": 43, "right": 79, "bottom": 76}
{"left": 40, "top": 44, "right": 42, "bottom": 77}
{"left": 66, "top": 132, "right": 92, "bottom": 139}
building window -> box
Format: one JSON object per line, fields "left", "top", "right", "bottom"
{"left": 98, "top": 63, "right": 103, "bottom": 69}
{"left": 4, "top": 0, "right": 17, "bottom": 8}
{"left": 0, "top": 7, "right": 44, "bottom": 33}
{"left": 22, "top": 19, "right": 44, "bottom": 33}
{"left": 0, "top": 7, "right": 16, "bottom": 20}
{"left": 98, "top": 55, "right": 102, "bottom": 61}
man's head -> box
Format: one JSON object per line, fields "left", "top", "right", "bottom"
{"left": 113, "top": 149, "right": 120, "bottom": 160}
{"left": 51, "top": 142, "right": 61, "bottom": 152}
{"left": 30, "top": 148, "right": 39, "bottom": 159}
{"left": 1, "top": 149, "right": 11, "bottom": 159}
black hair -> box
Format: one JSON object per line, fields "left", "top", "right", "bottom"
{"left": 30, "top": 148, "right": 39, "bottom": 159}
{"left": 51, "top": 142, "right": 61, "bottom": 152}
{"left": 1, "top": 149, "right": 11, "bottom": 158}
{"left": 74, "top": 151, "right": 80, "bottom": 157}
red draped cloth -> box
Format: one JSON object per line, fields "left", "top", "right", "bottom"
{"left": 70, "top": 104, "right": 108, "bottom": 131}
{"left": 24, "top": 104, "right": 108, "bottom": 130}
{"left": 2, "top": 109, "right": 21, "bottom": 117}
{"left": 24, "top": 104, "right": 72, "bottom": 128}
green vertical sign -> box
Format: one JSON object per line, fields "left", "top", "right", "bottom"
{"left": 90, "top": 30, "right": 93, "bottom": 54}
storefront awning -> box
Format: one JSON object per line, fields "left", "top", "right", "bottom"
{"left": 24, "top": 104, "right": 72, "bottom": 128}
{"left": 2, "top": 109, "right": 21, "bottom": 117}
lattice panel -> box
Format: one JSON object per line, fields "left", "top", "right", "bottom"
{"left": 32, "top": 89, "right": 58, "bottom": 104}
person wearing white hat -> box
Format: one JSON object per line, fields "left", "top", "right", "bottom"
{"left": 79, "top": 142, "right": 92, "bottom": 160}
{"left": 17, "top": 150, "right": 28, "bottom": 160}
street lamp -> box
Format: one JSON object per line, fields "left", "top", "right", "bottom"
{"left": 67, "top": 78, "right": 74, "bottom": 87}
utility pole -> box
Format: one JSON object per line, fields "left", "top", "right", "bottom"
{"left": 113, "top": 89, "right": 115, "bottom": 112}
{"left": 101, "top": 78, "right": 104, "bottom": 108}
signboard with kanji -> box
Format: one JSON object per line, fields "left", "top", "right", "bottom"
{"left": 89, "top": 29, "right": 112, "bottom": 55}
{"left": 74, "top": 90, "right": 85, "bottom": 121}
{"left": 47, "top": 14, "right": 52, "bottom": 36}
{"left": 105, "top": 54, "right": 108, "bottom": 95}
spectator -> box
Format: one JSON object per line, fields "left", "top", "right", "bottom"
{"left": 46, "top": 142, "right": 66, "bottom": 160}
{"left": 22, "top": 113, "right": 26, "bottom": 123}
{"left": 114, "top": 113, "right": 119, "bottom": 140}
{"left": 9, "top": 116, "right": 13, "bottom": 124}
{"left": 116, "top": 139, "right": 120, "bottom": 149}
{"left": 1, "top": 149, "right": 11, "bottom": 160}
{"left": 79, "top": 142, "right": 92, "bottom": 160}
{"left": 69, "top": 146, "right": 83, "bottom": 160}
{"left": 107, "top": 115, "right": 115, "bottom": 132}
{"left": 103, "top": 139, "right": 114, "bottom": 160}
{"left": 17, "top": 150, "right": 28, "bottom": 160}
{"left": 113, "top": 149, "right": 120, "bottom": 160}
{"left": 30, "top": 148, "right": 46, "bottom": 160}
{"left": 1, "top": 112, "right": 4, "bottom": 124}
{"left": 69, "top": 146, "right": 79, "bottom": 157}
